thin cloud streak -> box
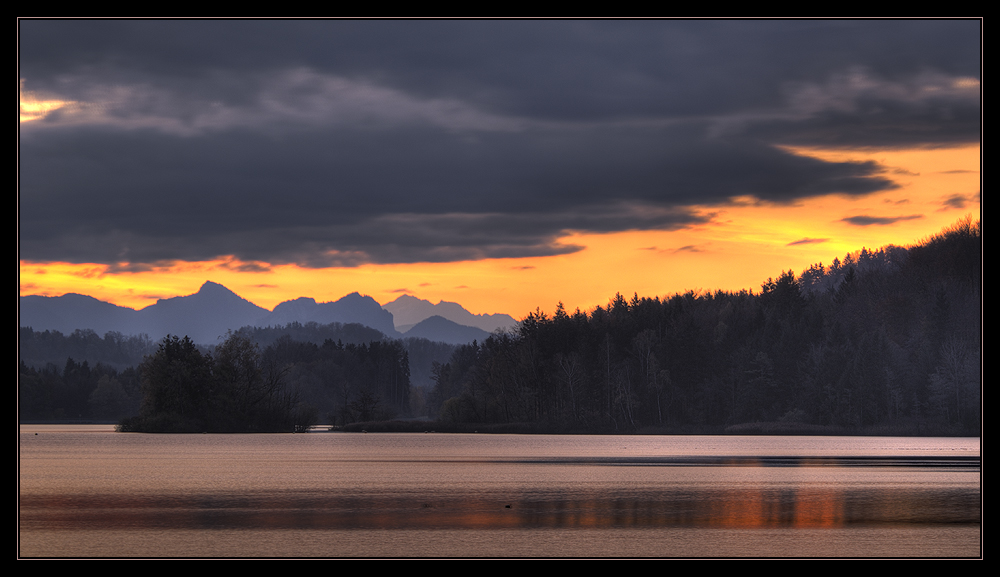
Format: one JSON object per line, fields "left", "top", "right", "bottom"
{"left": 787, "top": 238, "right": 830, "bottom": 246}
{"left": 940, "top": 193, "right": 978, "bottom": 210}
{"left": 841, "top": 214, "right": 924, "bottom": 226}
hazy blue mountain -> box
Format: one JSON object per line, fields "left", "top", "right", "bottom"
{"left": 383, "top": 294, "right": 516, "bottom": 333}
{"left": 20, "top": 282, "right": 512, "bottom": 346}
{"left": 267, "top": 293, "right": 399, "bottom": 337}
{"left": 402, "top": 315, "right": 491, "bottom": 345}
{"left": 20, "top": 281, "right": 268, "bottom": 345}
{"left": 135, "top": 281, "right": 270, "bottom": 344}
{"left": 19, "top": 293, "right": 140, "bottom": 336}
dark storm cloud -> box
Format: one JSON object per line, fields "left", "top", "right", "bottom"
{"left": 19, "top": 19, "right": 980, "bottom": 267}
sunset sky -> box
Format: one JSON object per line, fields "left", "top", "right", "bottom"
{"left": 19, "top": 20, "right": 980, "bottom": 319}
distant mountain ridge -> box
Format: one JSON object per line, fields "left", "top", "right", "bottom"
{"left": 19, "top": 281, "right": 513, "bottom": 345}
{"left": 383, "top": 294, "right": 516, "bottom": 333}
{"left": 401, "top": 315, "right": 492, "bottom": 345}
{"left": 268, "top": 293, "right": 397, "bottom": 336}
{"left": 19, "top": 293, "right": 141, "bottom": 337}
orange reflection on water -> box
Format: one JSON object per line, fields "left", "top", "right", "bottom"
{"left": 791, "top": 488, "right": 845, "bottom": 528}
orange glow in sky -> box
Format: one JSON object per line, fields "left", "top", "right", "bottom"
{"left": 19, "top": 80, "right": 73, "bottom": 123}
{"left": 18, "top": 145, "right": 979, "bottom": 319}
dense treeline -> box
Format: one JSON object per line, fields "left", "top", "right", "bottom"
{"left": 19, "top": 321, "right": 441, "bottom": 425}
{"left": 118, "top": 334, "right": 308, "bottom": 432}
{"left": 19, "top": 328, "right": 157, "bottom": 371}
{"left": 232, "top": 321, "right": 387, "bottom": 350}
{"left": 426, "top": 217, "right": 981, "bottom": 435}
{"left": 263, "top": 335, "right": 411, "bottom": 425}
{"left": 231, "top": 322, "right": 454, "bottom": 389}
{"left": 20, "top": 358, "right": 143, "bottom": 422}
{"left": 22, "top": 331, "right": 414, "bottom": 430}
{"left": 115, "top": 332, "right": 412, "bottom": 431}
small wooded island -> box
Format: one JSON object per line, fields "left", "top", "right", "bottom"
{"left": 116, "top": 334, "right": 314, "bottom": 433}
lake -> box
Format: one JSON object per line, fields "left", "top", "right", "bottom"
{"left": 19, "top": 425, "right": 980, "bottom": 558}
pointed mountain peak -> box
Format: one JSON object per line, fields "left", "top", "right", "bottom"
{"left": 198, "top": 280, "right": 234, "bottom": 295}
{"left": 335, "top": 292, "right": 377, "bottom": 304}
{"left": 151, "top": 281, "right": 240, "bottom": 307}
{"left": 382, "top": 294, "right": 423, "bottom": 307}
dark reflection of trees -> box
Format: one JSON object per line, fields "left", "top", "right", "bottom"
{"left": 20, "top": 484, "right": 980, "bottom": 531}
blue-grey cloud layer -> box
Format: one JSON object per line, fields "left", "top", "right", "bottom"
{"left": 19, "top": 20, "right": 980, "bottom": 267}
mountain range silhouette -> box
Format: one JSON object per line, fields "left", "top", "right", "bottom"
{"left": 19, "top": 281, "right": 517, "bottom": 345}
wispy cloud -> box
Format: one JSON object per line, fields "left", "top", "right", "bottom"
{"left": 939, "top": 193, "right": 979, "bottom": 210}
{"left": 219, "top": 260, "right": 272, "bottom": 273}
{"left": 787, "top": 238, "right": 829, "bottom": 246}
{"left": 841, "top": 214, "right": 923, "bottom": 226}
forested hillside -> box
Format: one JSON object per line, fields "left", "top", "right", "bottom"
{"left": 426, "top": 217, "right": 981, "bottom": 435}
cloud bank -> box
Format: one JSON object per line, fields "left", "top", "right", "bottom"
{"left": 19, "top": 20, "right": 980, "bottom": 267}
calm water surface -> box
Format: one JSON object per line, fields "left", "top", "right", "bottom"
{"left": 19, "top": 425, "right": 980, "bottom": 558}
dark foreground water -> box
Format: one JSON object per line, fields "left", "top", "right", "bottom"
{"left": 19, "top": 425, "right": 980, "bottom": 558}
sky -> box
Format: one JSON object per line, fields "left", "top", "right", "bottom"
{"left": 18, "top": 19, "right": 981, "bottom": 318}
